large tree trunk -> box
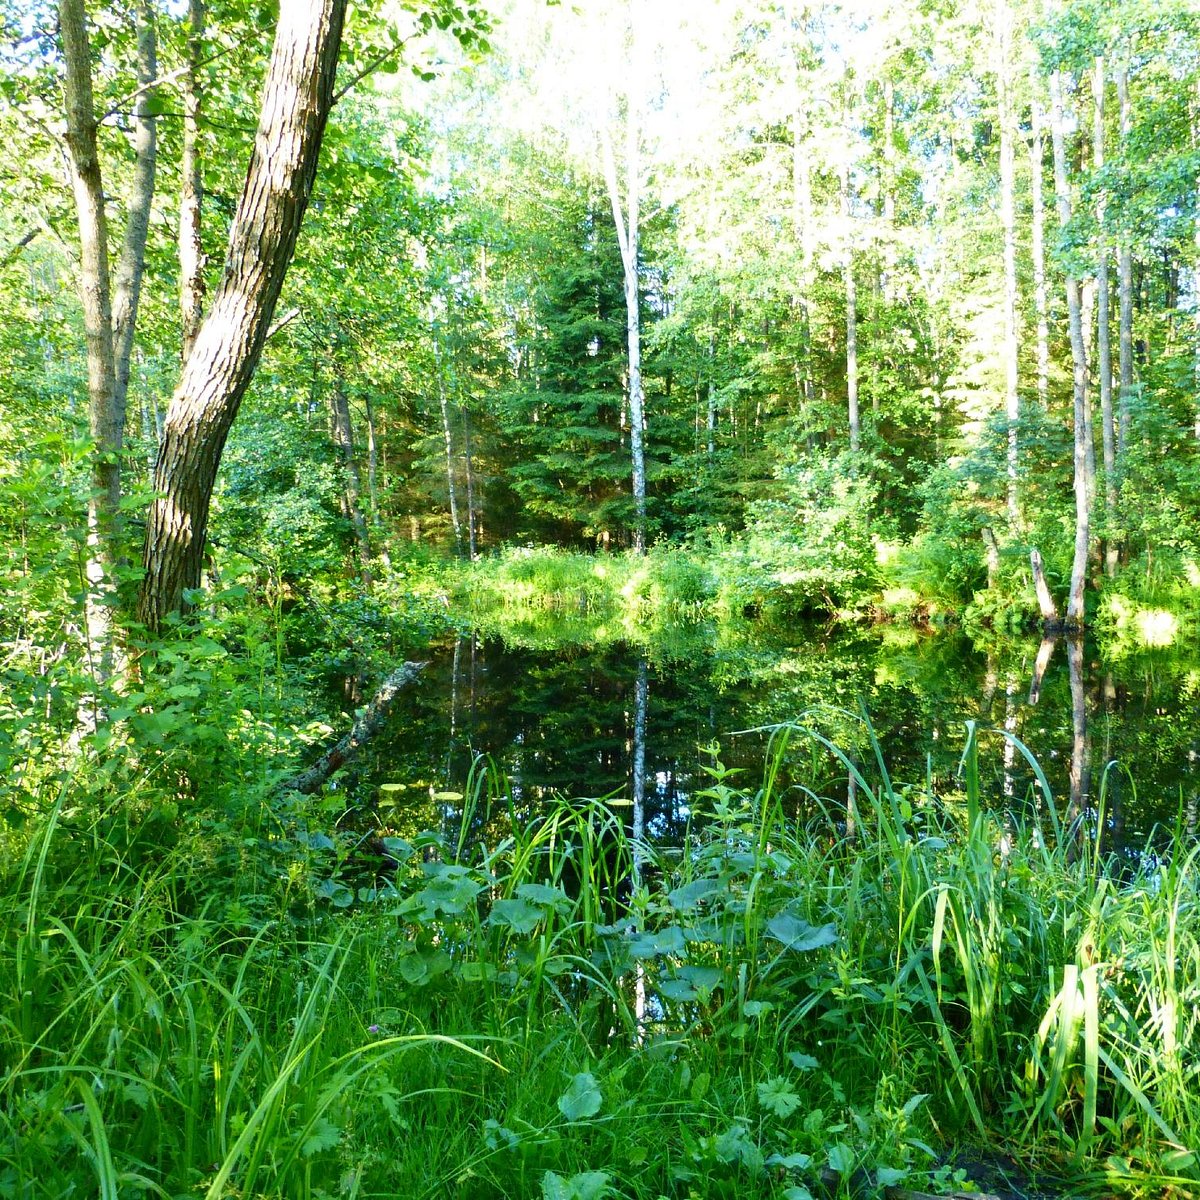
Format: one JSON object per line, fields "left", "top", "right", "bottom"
{"left": 996, "top": 1, "right": 1020, "bottom": 526}
{"left": 179, "top": 0, "right": 206, "bottom": 363}
{"left": 59, "top": 0, "right": 119, "bottom": 683}
{"left": 138, "top": 0, "right": 347, "bottom": 630}
{"left": 1094, "top": 57, "right": 1117, "bottom": 578}
{"left": 1049, "top": 71, "right": 1091, "bottom": 630}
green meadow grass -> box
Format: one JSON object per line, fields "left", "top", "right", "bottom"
{"left": 2, "top": 719, "right": 1199, "bottom": 1199}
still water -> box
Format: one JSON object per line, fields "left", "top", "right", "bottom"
{"left": 354, "top": 619, "right": 1200, "bottom": 854}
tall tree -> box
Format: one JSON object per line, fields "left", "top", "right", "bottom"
{"left": 58, "top": 0, "right": 158, "bottom": 683}
{"left": 1049, "top": 68, "right": 1091, "bottom": 628}
{"left": 139, "top": 0, "right": 348, "bottom": 629}
{"left": 599, "top": 0, "right": 648, "bottom": 553}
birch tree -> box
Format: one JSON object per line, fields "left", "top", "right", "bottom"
{"left": 1049, "top": 69, "right": 1091, "bottom": 628}
{"left": 599, "top": 0, "right": 648, "bottom": 553}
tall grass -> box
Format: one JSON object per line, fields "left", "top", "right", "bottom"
{"left": 2, "top": 723, "right": 1199, "bottom": 1197}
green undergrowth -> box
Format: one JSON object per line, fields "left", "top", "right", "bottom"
{"left": 3, "top": 722, "right": 1200, "bottom": 1198}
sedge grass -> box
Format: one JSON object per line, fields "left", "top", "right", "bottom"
{"left": 2, "top": 721, "right": 1200, "bottom": 1197}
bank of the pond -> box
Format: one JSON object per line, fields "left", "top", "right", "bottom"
{"left": 4, "top": 733, "right": 1199, "bottom": 1200}
{"left": 432, "top": 544, "right": 1200, "bottom": 653}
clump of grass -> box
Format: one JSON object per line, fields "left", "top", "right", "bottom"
{"left": 3, "top": 721, "right": 1199, "bottom": 1198}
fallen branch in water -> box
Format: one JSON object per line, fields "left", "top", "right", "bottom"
{"left": 280, "top": 662, "right": 426, "bottom": 795}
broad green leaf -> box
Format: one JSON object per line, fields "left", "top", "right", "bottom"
{"left": 756, "top": 1076, "right": 802, "bottom": 1117}
{"left": 766, "top": 913, "right": 838, "bottom": 952}
{"left": 556, "top": 1072, "right": 602, "bottom": 1121}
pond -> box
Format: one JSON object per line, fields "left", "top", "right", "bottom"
{"left": 350, "top": 617, "right": 1200, "bottom": 859}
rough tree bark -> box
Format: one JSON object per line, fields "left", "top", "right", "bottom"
{"left": 1049, "top": 71, "right": 1091, "bottom": 630}
{"left": 138, "top": 0, "right": 348, "bottom": 630}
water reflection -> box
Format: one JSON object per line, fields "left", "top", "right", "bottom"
{"left": 352, "top": 624, "right": 1200, "bottom": 851}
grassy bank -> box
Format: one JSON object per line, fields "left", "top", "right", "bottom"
{"left": 3, "top": 722, "right": 1199, "bottom": 1198}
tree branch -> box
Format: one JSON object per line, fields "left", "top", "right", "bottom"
{"left": 280, "top": 662, "right": 426, "bottom": 794}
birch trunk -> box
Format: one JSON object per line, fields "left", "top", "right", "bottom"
{"left": 138, "top": 0, "right": 348, "bottom": 629}
{"left": 1116, "top": 65, "right": 1134, "bottom": 462}
{"left": 996, "top": 1, "right": 1020, "bottom": 525}
{"left": 1094, "top": 57, "right": 1117, "bottom": 578}
{"left": 841, "top": 152, "right": 860, "bottom": 454}
{"left": 601, "top": 57, "right": 647, "bottom": 554}
{"left": 1030, "top": 89, "right": 1051, "bottom": 410}
{"left": 1049, "top": 71, "right": 1091, "bottom": 629}
{"left": 179, "top": 0, "right": 206, "bottom": 363}
{"left": 329, "top": 373, "right": 372, "bottom": 587}
{"left": 434, "top": 335, "right": 462, "bottom": 549}
{"left": 59, "top": 0, "right": 118, "bottom": 682}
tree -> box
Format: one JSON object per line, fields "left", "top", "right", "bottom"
{"left": 138, "top": 0, "right": 347, "bottom": 630}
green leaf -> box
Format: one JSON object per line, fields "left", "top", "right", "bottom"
{"left": 876, "top": 1166, "right": 908, "bottom": 1186}
{"left": 766, "top": 913, "right": 838, "bottom": 952}
{"left": 490, "top": 897, "right": 544, "bottom": 934}
{"left": 301, "top": 1116, "right": 341, "bottom": 1157}
{"left": 541, "top": 1170, "right": 611, "bottom": 1200}
{"left": 788, "top": 1052, "right": 819, "bottom": 1071}
{"left": 756, "top": 1076, "right": 802, "bottom": 1117}
{"left": 556, "top": 1072, "right": 602, "bottom": 1121}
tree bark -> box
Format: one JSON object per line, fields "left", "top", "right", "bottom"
{"left": 59, "top": 0, "right": 118, "bottom": 682}
{"left": 138, "top": 0, "right": 348, "bottom": 630}
{"left": 1030, "top": 547, "right": 1059, "bottom": 627}
{"left": 1094, "top": 57, "right": 1117, "bottom": 578}
{"left": 1116, "top": 64, "right": 1134, "bottom": 463}
{"left": 179, "top": 0, "right": 206, "bottom": 363}
{"left": 433, "top": 333, "right": 462, "bottom": 549}
{"left": 1029, "top": 87, "right": 1051, "bottom": 411}
{"left": 601, "top": 72, "right": 647, "bottom": 553}
{"left": 841, "top": 146, "right": 860, "bottom": 455}
{"left": 1049, "top": 71, "right": 1091, "bottom": 630}
{"left": 111, "top": 0, "right": 157, "bottom": 439}
{"left": 996, "top": 1, "right": 1020, "bottom": 526}
{"left": 281, "top": 662, "right": 424, "bottom": 794}
{"left": 329, "top": 370, "right": 372, "bottom": 587}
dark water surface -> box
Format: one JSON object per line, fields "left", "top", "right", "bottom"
{"left": 354, "top": 620, "right": 1200, "bottom": 854}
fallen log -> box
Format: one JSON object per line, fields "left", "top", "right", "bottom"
{"left": 280, "top": 661, "right": 425, "bottom": 794}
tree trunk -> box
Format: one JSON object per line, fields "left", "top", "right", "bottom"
{"left": 138, "top": 0, "right": 348, "bottom": 630}
{"left": 1094, "top": 57, "right": 1117, "bottom": 578}
{"left": 179, "top": 0, "right": 206, "bottom": 363}
{"left": 1116, "top": 65, "right": 1134, "bottom": 463}
{"left": 841, "top": 150, "right": 860, "bottom": 454}
{"left": 1030, "top": 547, "right": 1059, "bottom": 627}
{"left": 601, "top": 57, "right": 647, "bottom": 554}
{"left": 434, "top": 334, "right": 462, "bottom": 549}
{"left": 461, "top": 404, "right": 478, "bottom": 559}
{"left": 1049, "top": 71, "right": 1091, "bottom": 630}
{"left": 111, "top": 1, "right": 157, "bottom": 449}
{"left": 1029, "top": 87, "right": 1051, "bottom": 411}
{"left": 996, "top": 1, "right": 1020, "bottom": 526}
{"left": 59, "top": 0, "right": 118, "bottom": 682}
{"left": 329, "top": 370, "right": 372, "bottom": 587}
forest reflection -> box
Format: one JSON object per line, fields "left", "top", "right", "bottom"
{"left": 354, "top": 623, "right": 1200, "bottom": 857}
